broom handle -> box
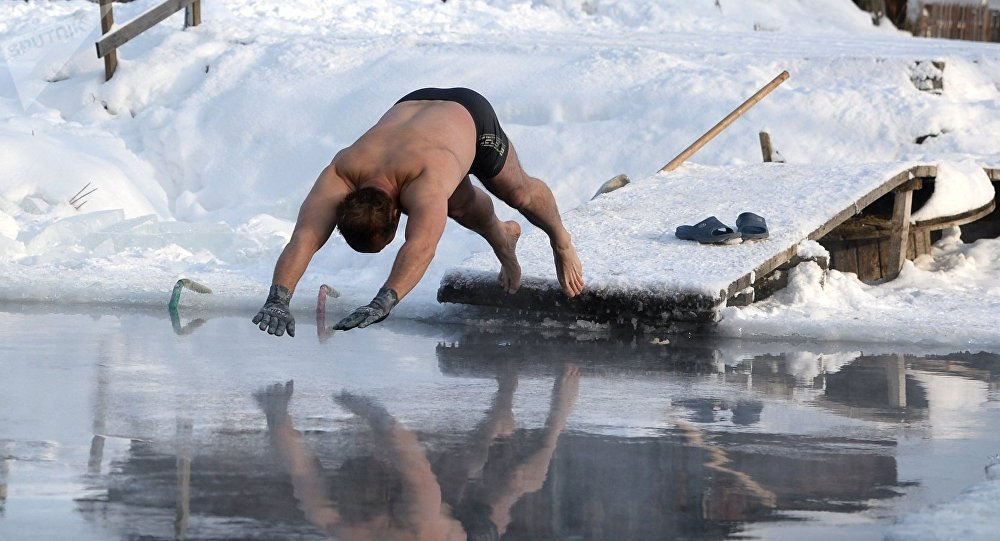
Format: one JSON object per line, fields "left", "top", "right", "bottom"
{"left": 659, "top": 70, "right": 790, "bottom": 173}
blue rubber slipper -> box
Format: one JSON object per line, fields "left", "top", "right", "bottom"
{"left": 736, "top": 212, "right": 769, "bottom": 240}
{"left": 675, "top": 216, "right": 742, "bottom": 244}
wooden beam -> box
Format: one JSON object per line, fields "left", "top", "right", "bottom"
{"left": 911, "top": 164, "right": 936, "bottom": 179}
{"left": 660, "top": 71, "right": 789, "bottom": 173}
{"left": 96, "top": 0, "right": 198, "bottom": 59}
{"left": 185, "top": 0, "right": 201, "bottom": 28}
{"left": 886, "top": 180, "right": 915, "bottom": 280}
{"left": 913, "top": 199, "right": 995, "bottom": 229}
{"left": 806, "top": 167, "right": 914, "bottom": 243}
{"left": 886, "top": 354, "right": 907, "bottom": 408}
{"left": 99, "top": 0, "right": 117, "bottom": 81}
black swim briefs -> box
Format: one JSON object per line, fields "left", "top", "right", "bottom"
{"left": 396, "top": 87, "right": 510, "bottom": 180}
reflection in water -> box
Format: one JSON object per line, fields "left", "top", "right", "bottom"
{"left": 436, "top": 337, "right": 909, "bottom": 539}
{"left": 6, "top": 312, "right": 985, "bottom": 540}
{"left": 168, "top": 306, "right": 207, "bottom": 336}
{"left": 254, "top": 363, "right": 580, "bottom": 540}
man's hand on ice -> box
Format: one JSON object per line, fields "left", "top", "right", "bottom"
{"left": 252, "top": 284, "right": 296, "bottom": 337}
{"left": 333, "top": 287, "right": 398, "bottom": 331}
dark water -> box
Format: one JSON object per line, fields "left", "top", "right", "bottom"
{"left": 0, "top": 306, "right": 998, "bottom": 540}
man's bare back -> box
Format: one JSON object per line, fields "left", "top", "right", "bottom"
{"left": 333, "top": 101, "right": 479, "bottom": 200}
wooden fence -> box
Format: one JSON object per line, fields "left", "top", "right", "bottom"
{"left": 915, "top": 2, "right": 1000, "bottom": 42}
{"left": 96, "top": 0, "right": 202, "bottom": 81}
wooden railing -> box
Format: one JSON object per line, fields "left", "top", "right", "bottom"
{"left": 915, "top": 2, "right": 1000, "bottom": 42}
{"left": 95, "top": 0, "right": 202, "bottom": 81}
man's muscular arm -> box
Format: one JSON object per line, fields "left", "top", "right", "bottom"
{"left": 254, "top": 164, "right": 351, "bottom": 337}
{"left": 333, "top": 181, "right": 449, "bottom": 330}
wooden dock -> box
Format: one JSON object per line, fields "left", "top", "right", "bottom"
{"left": 437, "top": 162, "right": 994, "bottom": 330}
{"left": 820, "top": 165, "right": 998, "bottom": 282}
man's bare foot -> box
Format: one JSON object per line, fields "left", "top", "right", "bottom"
{"left": 553, "top": 244, "right": 584, "bottom": 297}
{"left": 496, "top": 220, "right": 522, "bottom": 294}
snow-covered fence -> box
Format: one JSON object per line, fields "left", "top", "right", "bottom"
{"left": 95, "top": 0, "right": 202, "bottom": 81}
{"left": 915, "top": 2, "right": 1000, "bottom": 42}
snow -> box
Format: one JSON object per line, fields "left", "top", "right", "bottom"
{"left": 910, "top": 160, "right": 995, "bottom": 223}
{"left": 0, "top": 0, "right": 999, "bottom": 339}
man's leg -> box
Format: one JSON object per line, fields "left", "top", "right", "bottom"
{"left": 482, "top": 145, "right": 584, "bottom": 297}
{"left": 447, "top": 176, "right": 522, "bottom": 293}
{"left": 434, "top": 361, "right": 519, "bottom": 505}
{"left": 480, "top": 363, "right": 581, "bottom": 536}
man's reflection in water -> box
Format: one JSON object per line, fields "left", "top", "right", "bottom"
{"left": 254, "top": 363, "right": 580, "bottom": 540}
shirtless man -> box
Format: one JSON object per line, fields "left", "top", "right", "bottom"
{"left": 253, "top": 87, "right": 584, "bottom": 336}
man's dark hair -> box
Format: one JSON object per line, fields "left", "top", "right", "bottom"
{"left": 337, "top": 187, "right": 399, "bottom": 253}
{"left": 331, "top": 455, "right": 403, "bottom": 524}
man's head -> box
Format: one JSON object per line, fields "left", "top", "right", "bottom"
{"left": 337, "top": 187, "right": 400, "bottom": 253}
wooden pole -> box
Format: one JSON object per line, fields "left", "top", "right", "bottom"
{"left": 99, "top": 0, "right": 117, "bottom": 81}
{"left": 886, "top": 354, "right": 907, "bottom": 408}
{"left": 185, "top": 0, "right": 202, "bottom": 28}
{"left": 887, "top": 180, "right": 916, "bottom": 280}
{"left": 759, "top": 131, "right": 775, "bottom": 163}
{"left": 659, "top": 70, "right": 790, "bottom": 173}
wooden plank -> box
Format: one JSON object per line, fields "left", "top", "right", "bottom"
{"left": 877, "top": 235, "right": 891, "bottom": 277}
{"left": 913, "top": 199, "right": 995, "bottom": 229}
{"left": 856, "top": 239, "right": 882, "bottom": 282}
{"left": 806, "top": 168, "right": 913, "bottom": 243}
{"left": 99, "top": 0, "right": 117, "bottom": 81}
{"left": 438, "top": 270, "right": 723, "bottom": 327}
{"left": 660, "top": 71, "right": 789, "bottom": 173}
{"left": 185, "top": 0, "right": 201, "bottom": 28}
{"left": 911, "top": 164, "right": 936, "bottom": 178}
{"left": 96, "top": 0, "right": 198, "bottom": 59}
{"left": 725, "top": 273, "right": 755, "bottom": 301}
{"left": 836, "top": 245, "right": 860, "bottom": 276}
{"left": 913, "top": 228, "right": 932, "bottom": 257}
{"left": 886, "top": 185, "right": 914, "bottom": 280}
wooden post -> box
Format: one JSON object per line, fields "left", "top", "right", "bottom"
{"left": 660, "top": 71, "right": 789, "bottom": 173}
{"left": 759, "top": 131, "right": 775, "bottom": 162}
{"left": 983, "top": 4, "right": 990, "bottom": 42}
{"left": 96, "top": 0, "right": 202, "bottom": 73}
{"left": 870, "top": 0, "right": 886, "bottom": 25}
{"left": 99, "top": 0, "right": 117, "bottom": 81}
{"left": 185, "top": 0, "right": 201, "bottom": 28}
{"left": 886, "top": 354, "right": 907, "bottom": 408}
{"left": 175, "top": 419, "right": 192, "bottom": 540}
{"left": 886, "top": 179, "right": 917, "bottom": 280}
